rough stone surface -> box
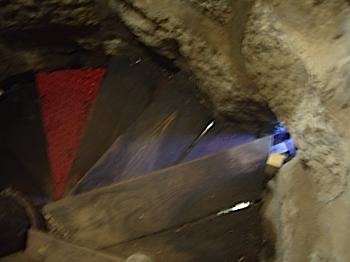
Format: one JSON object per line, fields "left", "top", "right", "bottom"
{"left": 243, "top": 0, "right": 349, "bottom": 202}
{"left": 186, "top": 0, "right": 233, "bottom": 24}
{"left": 0, "top": 0, "right": 101, "bottom": 30}
{"left": 242, "top": 0, "right": 350, "bottom": 261}
{"left": 0, "top": 42, "right": 105, "bottom": 82}
{"left": 0, "top": 0, "right": 136, "bottom": 82}
{"left": 107, "top": 0, "right": 273, "bottom": 124}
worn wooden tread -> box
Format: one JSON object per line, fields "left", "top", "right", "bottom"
{"left": 178, "top": 121, "right": 257, "bottom": 163}
{"left": 44, "top": 137, "right": 271, "bottom": 250}
{"left": 0, "top": 252, "right": 27, "bottom": 262}
{"left": 25, "top": 229, "right": 124, "bottom": 262}
{"left": 0, "top": 80, "right": 53, "bottom": 198}
{"left": 103, "top": 205, "right": 263, "bottom": 262}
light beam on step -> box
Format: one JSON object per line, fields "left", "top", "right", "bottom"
{"left": 200, "top": 120, "right": 215, "bottom": 137}
{"left": 216, "top": 201, "right": 251, "bottom": 216}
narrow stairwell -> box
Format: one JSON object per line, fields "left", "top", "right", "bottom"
{"left": 1, "top": 52, "right": 276, "bottom": 262}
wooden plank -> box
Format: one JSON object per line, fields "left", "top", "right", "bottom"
{"left": 25, "top": 230, "right": 124, "bottom": 262}
{"left": 71, "top": 72, "right": 212, "bottom": 194}
{"left": 0, "top": 79, "right": 53, "bottom": 198}
{"left": 43, "top": 137, "right": 271, "bottom": 249}
{"left": 67, "top": 54, "right": 162, "bottom": 192}
{"left": 103, "top": 205, "right": 263, "bottom": 262}
{"left": 0, "top": 252, "right": 27, "bottom": 262}
{"left": 0, "top": 150, "right": 46, "bottom": 198}
{"left": 179, "top": 121, "right": 257, "bottom": 163}
{"left": 0, "top": 192, "right": 29, "bottom": 257}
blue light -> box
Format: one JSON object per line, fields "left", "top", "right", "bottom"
{"left": 271, "top": 123, "right": 296, "bottom": 161}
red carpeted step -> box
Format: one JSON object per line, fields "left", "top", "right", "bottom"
{"left": 36, "top": 69, "right": 105, "bottom": 199}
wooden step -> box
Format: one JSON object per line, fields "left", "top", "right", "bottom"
{"left": 0, "top": 230, "right": 153, "bottom": 262}
{"left": 0, "top": 252, "right": 27, "bottom": 262}
{"left": 177, "top": 121, "right": 257, "bottom": 163}
{"left": 25, "top": 229, "right": 124, "bottom": 262}
{"left": 0, "top": 189, "right": 40, "bottom": 258}
{"left": 71, "top": 72, "right": 212, "bottom": 194}
{"left": 43, "top": 137, "right": 271, "bottom": 250}
{"left": 103, "top": 205, "right": 263, "bottom": 262}
{"left": 67, "top": 54, "right": 163, "bottom": 192}
{"left": 0, "top": 77, "right": 53, "bottom": 198}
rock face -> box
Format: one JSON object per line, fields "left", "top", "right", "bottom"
{"left": 243, "top": 0, "right": 350, "bottom": 201}
{"left": 0, "top": 0, "right": 136, "bottom": 82}
{"left": 107, "top": 0, "right": 272, "bottom": 124}
{"left": 242, "top": 1, "right": 350, "bottom": 261}
{"left": 187, "top": 0, "right": 233, "bottom": 25}
{"left": 1, "top": 0, "right": 350, "bottom": 261}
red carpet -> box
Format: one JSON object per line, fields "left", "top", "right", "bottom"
{"left": 36, "top": 69, "right": 105, "bottom": 199}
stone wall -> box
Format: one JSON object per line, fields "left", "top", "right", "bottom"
{"left": 107, "top": 0, "right": 272, "bottom": 124}
{"left": 0, "top": 0, "right": 137, "bottom": 82}
{"left": 244, "top": 1, "right": 350, "bottom": 260}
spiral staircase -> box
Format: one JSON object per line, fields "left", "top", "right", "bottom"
{"left": 0, "top": 52, "right": 276, "bottom": 262}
